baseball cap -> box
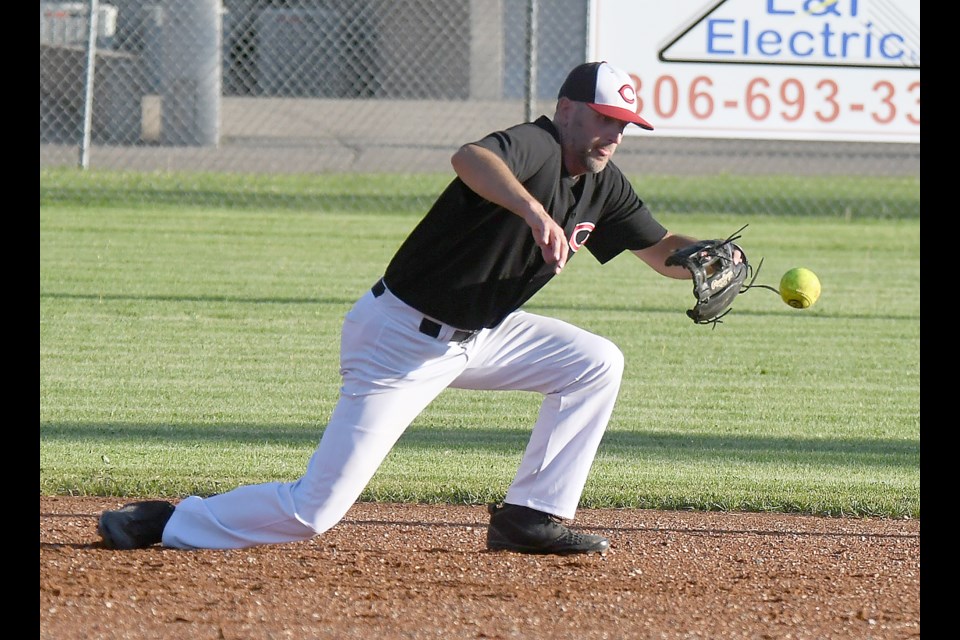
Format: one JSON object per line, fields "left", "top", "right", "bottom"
{"left": 557, "top": 61, "right": 653, "bottom": 130}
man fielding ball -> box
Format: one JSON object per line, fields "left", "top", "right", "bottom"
{"left": 99, "top": 61, "right": 738, "bottom": 555}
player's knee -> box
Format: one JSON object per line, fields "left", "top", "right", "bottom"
{"left": 585, "top": 336, "right": 624, "bottom": 386}
{"left": 602, "top": 339, "right": 625, "bottom": 381}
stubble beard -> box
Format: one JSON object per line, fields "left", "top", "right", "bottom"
{"left": 583, "top": 151, "right": 610, "bottom": 174}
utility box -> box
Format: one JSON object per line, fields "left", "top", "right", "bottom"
{"left": 40, "top": 2, "right": 118, "bottom": 49}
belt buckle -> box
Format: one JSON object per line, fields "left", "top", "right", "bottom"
{"left": 451, "top": 329, "right": 477, "bottom": 343}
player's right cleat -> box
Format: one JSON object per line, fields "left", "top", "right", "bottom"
{"left": 98, "top": 500, "right": 175, "bottom": 550}
{"left": 486, "top": 503, "right": 610, "bottom": 555}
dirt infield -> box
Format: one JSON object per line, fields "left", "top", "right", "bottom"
{"left": 40, "top": 496, "right": 919, "bottom": 639}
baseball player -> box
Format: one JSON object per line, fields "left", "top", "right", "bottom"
{"left": 99, "top": 61, "right": 725, "bottom": 555}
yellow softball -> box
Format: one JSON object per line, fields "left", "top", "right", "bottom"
{"left": 779, "top": 268, "right": 821, "bottom": 309}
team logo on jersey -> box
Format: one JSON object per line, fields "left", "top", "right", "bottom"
{"left": 569, "top": 222, "right": 595, "bottom": 252}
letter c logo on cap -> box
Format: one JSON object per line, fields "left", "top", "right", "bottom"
{"left": 618, "top": 84, "right": 636, "bottom": 105}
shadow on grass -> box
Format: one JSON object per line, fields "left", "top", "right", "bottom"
{"left": 40, "top": 291, "right": 918, "bottom": 322}
{"left": 40, "top": 421, "right": 918, "bottom": 469}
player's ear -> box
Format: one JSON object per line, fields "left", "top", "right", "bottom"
{"left": 554, "top": 97, "right": 576, "bottom": 124}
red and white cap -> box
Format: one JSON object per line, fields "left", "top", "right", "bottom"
{"left": 557, "top": 61, "right": 653, "bottom": 131}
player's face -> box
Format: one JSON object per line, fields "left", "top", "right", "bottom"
{"left": 561, "top": 102, "right": 628, "bottom": 175}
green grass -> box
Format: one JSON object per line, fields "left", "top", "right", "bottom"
{"left": 40, "top": 167, "right": 920, "bottom": 218}
{"left": 39, "top": 175, "right": 920, "bottom": 518}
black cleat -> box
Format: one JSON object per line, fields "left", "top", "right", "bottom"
{"left": 98, "top": 500, "right": 175, "bottom": 550}
{"left": 486, "top": 502, "right": 610, "bottom": 555}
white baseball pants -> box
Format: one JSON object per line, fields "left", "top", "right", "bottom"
{"left": 163, "top": 281, "right": 624, "bottom": 549}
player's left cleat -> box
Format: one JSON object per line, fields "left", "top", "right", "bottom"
{"left": 98, "top": 500, "right": 175, "bottom": 550}
{"left": 486, "top": 502, "right": 610, "bottom": 555}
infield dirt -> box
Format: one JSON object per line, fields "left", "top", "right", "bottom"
{"left": 40, "top": 496, "right": 919, "bottom": 639}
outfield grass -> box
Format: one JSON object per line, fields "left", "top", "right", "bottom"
{"left": 40, "top": 167, "right": 920, "bottom": 218}
{"left": 39, "top": 173, "right": 920, "bottom": 518}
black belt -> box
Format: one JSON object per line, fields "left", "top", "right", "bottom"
{"left": 371, "top": 279, "right": 478, "bottom": 343}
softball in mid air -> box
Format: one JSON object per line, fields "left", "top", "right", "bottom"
{"left": 779, "top": 267, "right": 821, "bottom": 309}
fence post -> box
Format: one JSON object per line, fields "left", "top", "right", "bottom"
{"left": 524, "top": 0, "right": 538, "bottom": 123}
{"left": 78, "top": 0, "right": 100, "bottom": 168}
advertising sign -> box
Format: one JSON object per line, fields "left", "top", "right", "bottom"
{"left": 589, "top": 0, "right": 920, "bottom": 142}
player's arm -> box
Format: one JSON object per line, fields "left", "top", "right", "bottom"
{"left": 632, "top": 232, "right": 699, "bottom": 279}
{"left": 451, "top": 143, "right": 568, "bottom": 273}
{"left": 633, "top": 232, "right": 744, "bottom": 279}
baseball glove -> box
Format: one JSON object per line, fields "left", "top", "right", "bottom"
{"left": 665, "top": 225, "right": 775, "bottom": 326}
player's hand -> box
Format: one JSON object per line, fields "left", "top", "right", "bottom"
{"left": 529, "top": 211, "right": 568, "bottom": 274}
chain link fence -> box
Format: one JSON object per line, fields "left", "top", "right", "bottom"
{"left": 40, "top": 0, "right": 920, "bottom": 217}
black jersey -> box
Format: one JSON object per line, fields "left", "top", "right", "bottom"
{"left": 383, "top": 116, "right": 667, "bottom": 330}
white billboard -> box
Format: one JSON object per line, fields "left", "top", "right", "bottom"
{"left": 589, "top": 0, "right": 920, "bottom": 143}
